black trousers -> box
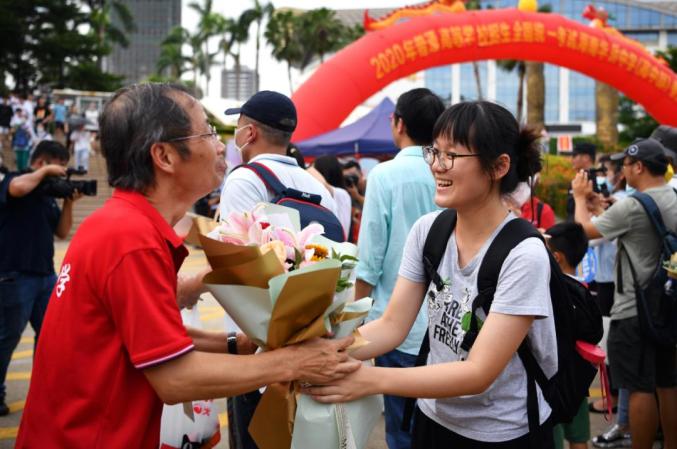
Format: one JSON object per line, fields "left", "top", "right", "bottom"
{"left": 411, "top": 408, "right": 555, "bottom": 449}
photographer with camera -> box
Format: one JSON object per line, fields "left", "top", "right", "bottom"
{"left": 0, "top": 140, "right": 82, "bottom": 416}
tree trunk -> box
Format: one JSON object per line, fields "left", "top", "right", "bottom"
{"left": 595, "top": 82, "right": 619, "bottom": 149}
{"left": 287, "top": 63, "right": 293, "bottom": 93}
{"left": 235, "top": 51, "right": 241, "bottom": 100}
{"left": 516, "top": 63, "right": 525, "bottom": 123}
{"left": 472, "top": 61, "right": 483, "bottom": 100}
{"left": 526, "top": 61, "right": 545, "bottom": 134}
{"left": 255, "top": 21, "right": 261, "bottom": 92}
{"left": 204, "top": 41, "right": 210, "bottom": 97}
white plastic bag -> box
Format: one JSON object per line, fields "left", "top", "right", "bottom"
{"left": 159, "top": 307, "right": 221, "bottom": 449}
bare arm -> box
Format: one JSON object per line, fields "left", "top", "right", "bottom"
{"left": 307, "top": 312, "right": 534, "bottom": 402}
{"left": 8, "top": 164, "right": 66, "bottom": 198}
{"left": 185, "top": 327, "right": 257, "bottom": 355}
{"left": 144, "top": 336, "right": 360, "bottom": 404}
{"left": 354, "top": 279, "right": 373, "bottom": 301}
{"left": 350, "top": 276, "right": 426, "bottom": 361}
{"left": 572, "top": 171, "right": 603, "bottom": 239}
{"left": 55, "top": 196, "right": 80, "bottom": 239}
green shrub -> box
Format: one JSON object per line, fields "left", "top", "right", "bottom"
{"left": 536, "top": 154, "right": 576, "bottom": 219}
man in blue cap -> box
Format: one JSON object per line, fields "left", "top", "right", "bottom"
{"left": 572, "top": 138, "right": 677, "bottom": 449}
{"left": 220, "top": 91, "right": 338, "bottom": 449}
{"left": 219, "top": 90, "right": 337, "bottom": 218}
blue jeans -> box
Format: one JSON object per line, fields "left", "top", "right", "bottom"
{"left": 0, "top": 272, "right": 56, "bottom": 402}
{"left": 375, "top": 349, "right": 418, "bottom": 449}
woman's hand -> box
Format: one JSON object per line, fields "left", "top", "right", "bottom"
{"left": 301, "top": 362, "right": 374, "bottom": 403}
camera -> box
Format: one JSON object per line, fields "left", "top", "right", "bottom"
{"left": 35, "top": 167, "right": 97, "bottom": 199}
{"left": 586, "top": 166, "right": 608, "bottom": 196}
{"left": 345, "top": 174, "right": 359, "bottom": 188}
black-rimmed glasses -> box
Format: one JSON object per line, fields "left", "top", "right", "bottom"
{"left": 422, "top": 145, "right": 480, "bottom": 170}
{"left": 168, "top": 124, "right": 220, "bottom": 142}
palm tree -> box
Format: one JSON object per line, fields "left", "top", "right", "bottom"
{"left": 265, "top": 10, "right": 303, "bottom": 92}
{"left": 85, "top": 0, "right": 136, "bottom": 70}
{"left": 240, "top": 0, "right": 274, "bottom": 91}
{"left": 496, "top": 60, "right": 526, "bottom": 122}
{"left": 189, "top": 0, "right": 222, "bottom": 96}
{"left": 298, "top": 8, "right": 346, "bottom": 67}
{"left": 156, "top": 26, "right": 191, "bottom": 80}
{"left": 595, "top": 82, "right": 619, "bottom": 148}
{"left": 524, "top": 4, "right": 552, "bottom": 133}
{"left": 526, "top": 62, "right": 545, "bottom": 133}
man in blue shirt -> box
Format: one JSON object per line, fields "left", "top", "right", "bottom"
{"left": 0, "top": 140, "right": 80, "bottom": 416}
{"left": 354, "top": 88, "right": 445, "bottom": 449}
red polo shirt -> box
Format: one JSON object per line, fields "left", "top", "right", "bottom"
{"left": 17, "top": 190, "right": 193, "bottom": 449}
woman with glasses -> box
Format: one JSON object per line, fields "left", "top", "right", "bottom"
{"left": 304, "top": 101, "right": 556, "bottom": 449}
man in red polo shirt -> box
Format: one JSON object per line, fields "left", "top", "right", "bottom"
{"left": 16, "top": 84, "right": 359, "bottom": 449}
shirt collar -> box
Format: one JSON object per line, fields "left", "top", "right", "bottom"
{"left": 396, "top": 146, "right": 423, "bottom": 159}
{"left": 112, "top": 189, "right": 185, "bottom": 248}
{"left": 250, "top": 153, "right": 299, "bottom": 167}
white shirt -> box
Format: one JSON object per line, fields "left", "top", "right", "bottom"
{"left": 333, "top": 187, "right": 352, "bottom": 235}
{"left": 71, "top": 130, "right": 91, "bottom": 152}
{"left": 219, "top": 153, "right": 338, "bottom": 217}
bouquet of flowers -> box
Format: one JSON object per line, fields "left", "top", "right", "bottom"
{"left": 196, "top": 204, "right": 382, "bottom": 449}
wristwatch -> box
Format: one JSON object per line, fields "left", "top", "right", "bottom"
{"left": 227, "top": 331, "right": 238, "bottom": 355}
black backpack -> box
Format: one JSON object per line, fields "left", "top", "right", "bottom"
{"left": 403, "top": 210, "right": 602, "bottom": 440}
{"left": 617, "top": 191, "right": 677, "bottom": 347}
{"left": 242, "top": 162, "right": 345, "bottom": 242}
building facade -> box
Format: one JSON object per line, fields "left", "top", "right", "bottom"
{"left": 421, "top": 0, "right": 677, "bottom": 133}
{"left": 221, "top": 66, "right": 258, "bottom": 101}
{"left": 105, "top": 0, "right": 182, "bottom": 85}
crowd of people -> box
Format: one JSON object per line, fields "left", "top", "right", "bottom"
{"left": 0, "top": 82, "right": 675, "bottom": 449}
{"left": 0, "top": 93, "right": 99, "bottom": 173}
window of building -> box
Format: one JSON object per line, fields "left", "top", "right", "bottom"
{"left": 569, "top": 70, "right": 595, "bottom": 122}
{"left": 425, "top": 66, "right": 452, "bottom": 105}
{"left": 668, "top": 31, "right": 677, "bottom": 46}
{"left": 459, "top": 62, "right": 488, "bottom": 101}
{"left": 494, "top": 61, "right": 520, "bottom": 117}
{"left": 624, "top": 31, "right": 659, "bottom": 45}
{"left": 545, "top": 64, "right": 560, "bottom": 124}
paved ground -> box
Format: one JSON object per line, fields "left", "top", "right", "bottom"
{"left": 1, "top": 241, "right": 619, "bottom": 448}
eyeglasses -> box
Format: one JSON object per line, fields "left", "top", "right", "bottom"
{"left": 622, "top": 160, "right": 638, "bottom": 167}
{"left": 422, "top": 145, "right": 480, "bottom": 170}
{"left": 168, "top": 124, "right": 219, "bottom": 142}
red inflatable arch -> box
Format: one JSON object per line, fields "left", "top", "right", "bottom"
{"left": 291, "top": 9, "right": 677, "bottom": 141}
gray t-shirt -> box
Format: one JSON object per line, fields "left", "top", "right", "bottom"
{"left": 399, "top": 211, "right": 558, "bottom": 442}
{"left": 594, "top": 185, "right": 677, "bottom": 320}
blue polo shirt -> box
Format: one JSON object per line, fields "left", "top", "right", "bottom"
{"left": 0, "top": 172, "right": 61, "bottom": 275}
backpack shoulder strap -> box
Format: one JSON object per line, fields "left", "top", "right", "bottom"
{"left": 403, "top": 209, "right": 457, "bottom": 432}
{"left": 460, "top": 218, "right": 542, "bottom": 351}
{"left": 476, "top": 218, "right": 542, "bottom": 304}
{"left": 536, "top": 201, "right": 544, "bottom": 228}
{"left": 422, "top": 209, "right": 457, "bottom": 291}
{"left": 241, "top": 162, "right": 287, "bottom": 196}
{"left": 631, "top": 192, "right": 669, "bottom": 238}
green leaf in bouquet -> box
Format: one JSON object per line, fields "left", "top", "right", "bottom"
{"left": 339, "top": 254, "right": 359, "bottom": 262}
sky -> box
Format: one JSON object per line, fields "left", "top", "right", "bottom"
{"left": 181, "top": 1, "right": 418, "bottom": 97}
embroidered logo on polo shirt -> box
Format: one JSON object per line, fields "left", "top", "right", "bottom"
{"left": 56, "top": 264, "right": 71, "bottom": 298}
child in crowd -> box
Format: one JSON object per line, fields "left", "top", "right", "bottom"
{"left": 545, "top": 222, "right": 592, "bottom": 449}
{"left": 69, "top": 124, "right": 91, "bottom": 171}
{"left": 305, "top": 101, "right": 555, "bottom": 448}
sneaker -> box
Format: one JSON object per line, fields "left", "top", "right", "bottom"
{"left": 592, "top": 423, "right": 632, "bottom": 448}
{"left": 0, "top": 401, "right": 9, "bottom": 417}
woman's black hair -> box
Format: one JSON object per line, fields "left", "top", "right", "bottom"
{"left": 314, "top": 155, "right": 346, "bottom": 189}
{"left": 432, "top": 101, "right": 542, "bottom": 194}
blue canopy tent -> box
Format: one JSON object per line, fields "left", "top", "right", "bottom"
{"left": 295, "top": 97, "right": 398, "bottom": 157}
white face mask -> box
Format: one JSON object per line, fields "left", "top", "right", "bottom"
{"left": 233, "top": 124, "right": 252, "bottom": 154}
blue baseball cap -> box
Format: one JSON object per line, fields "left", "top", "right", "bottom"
{"left": 225, "top": 90, "right": 297, "bottom": 133}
